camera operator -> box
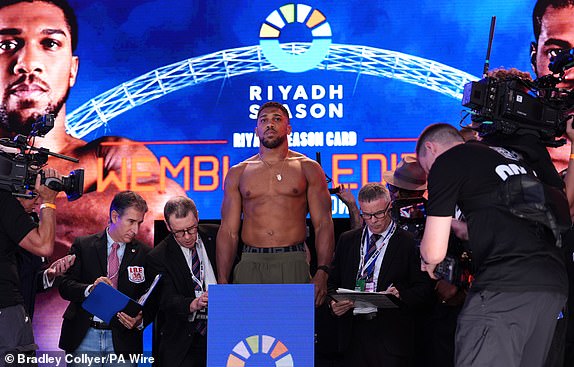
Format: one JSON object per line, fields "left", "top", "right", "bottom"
{"left": 417, "top": 123, "right": 568, "bottom": 367}
{"left": 15, "top": 190, "right": 76, "bottom": 320}
{"left": 0, "top": 167, "right": 60, "bottom": 366}
{"left": 384, "top": 156, "right": 427, "bottom": 241}
{"left": 384, "top": 156, "right": 471, "bottom": 367}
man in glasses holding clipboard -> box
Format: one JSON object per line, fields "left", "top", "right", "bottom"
{"left": 328, "top": 183, "right": 433, "bottom": 367}
{"left": 147, "top": 196, "right": 218, "bottom": 367}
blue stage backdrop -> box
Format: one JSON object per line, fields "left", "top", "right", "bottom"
{"left": 32, "top": 0, "right": 540, "bottom": 352}
{"left": 63, "top": 0, "right": 535, "bottom": 219}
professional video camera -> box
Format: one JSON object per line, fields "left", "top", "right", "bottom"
{"left": 391, "top": 197, "right": 427, "bottom": 241}
{"left": 461, "top": 76, "right": 570, "bottom": 147}
{"left": 391, "top": 197, "right": 474, "bottom": 287}
{"left": 0, "top": 114, "right": 84, "bottom": 201}
{"left": 462, "top": 50, "right": 574, "bottom": 147}
{"left": 461, "top": 18, "right": 574, "bottom": 147}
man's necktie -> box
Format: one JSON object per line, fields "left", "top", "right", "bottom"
{"left": 364, "top": 233, "right": 382, "bottom": 281}
{"left": 108, "top": 243, "right": 120, "bottom": 289}
{"left": 190, "top": 245, "right": 207, "bottom": 336}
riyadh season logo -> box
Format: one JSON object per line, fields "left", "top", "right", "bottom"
{"left": 259, "top": 3, "right": 332, "bottom": 73}
{"left": 226, "top": 334, "right": 294, "bottom": 367}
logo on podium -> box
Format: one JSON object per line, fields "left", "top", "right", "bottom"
{"left": 226, "top": 335, "right": 294, "bottom": 367}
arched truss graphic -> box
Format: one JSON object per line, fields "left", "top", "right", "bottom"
{"left": 66, "top": 43, "right": 479, "bottom": 139}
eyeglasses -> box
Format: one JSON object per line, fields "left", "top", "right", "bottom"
{"left": 171, "top": 225, "right": 198, "bottom": 238}
{"left": 360, "top": 203, "right": 391, "bottom": 220}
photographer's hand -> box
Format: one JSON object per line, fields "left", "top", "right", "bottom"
{"left": 421, "top": 259, "right": 439, "bottom": 280}
{"left": 335, "top": 184, "right": 363, "bottom": 229}
{"left": 19, "top": 168, "right": 61, "bottom": 257}
{"left": 36, "top": 167, "right": 59, "bottom": 204}
{"left": 335, "top": 184, "right": 355, "bottom": 205}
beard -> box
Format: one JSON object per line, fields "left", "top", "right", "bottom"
{"left": 0, "top": 89, "right": 68, "bottom": 136}
{"left": 260, "top": 133, "right": 286, "bottom": 149}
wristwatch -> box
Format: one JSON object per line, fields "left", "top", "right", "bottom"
{"left": 316, "top": 265, "right": 330, "bottom": 275}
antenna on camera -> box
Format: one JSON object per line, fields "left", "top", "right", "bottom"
{"left": 482, "top": 16, "right": 496, "bottom": 78}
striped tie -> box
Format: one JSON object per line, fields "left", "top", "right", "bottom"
{"left": 364, "top": 233, "right": 381, "bottom": 281}
{"left": 108, "top": 243, "right": 120, "bottom": 289}
{"left": 190, "top": 245, "right": 207, "bottom": 336}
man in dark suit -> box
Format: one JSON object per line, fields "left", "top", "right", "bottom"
{"left": 58, "top": 191, "right": 152, "bottom": 365}
{"left": 328, "top": 183, "right": 433, "bottom": 367}
{"left": 147, "top": 196, "right": 218, "bottom": 367}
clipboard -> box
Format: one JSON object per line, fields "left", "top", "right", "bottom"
{"left": 82, "top": 273, "right": 162, "bottom": 324}
{"left": 330, "top": 288, "right": 401, "bottom": 309}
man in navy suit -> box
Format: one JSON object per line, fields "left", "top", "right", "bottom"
{"left": 58, "top": 191, "right": 153, "bottom": 366}
{"left": 328, "top": 183, "right": 433, "bottom": 367}
{"left": 147, "top": 196, "right": 219, "bottom": 367}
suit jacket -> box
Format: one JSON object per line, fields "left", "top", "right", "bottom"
{"left": 328, "top": 226, "right": 433, "bottom": 359}
{"left": 146, "top": 224, "right": 219, "bottom": 367}
{"left": 58, "top": 231, "right": 152, "bottom": 354}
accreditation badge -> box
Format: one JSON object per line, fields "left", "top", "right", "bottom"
{"left": 365, "top": 282, "right": 375, "bottom": 292}
{"left": 127, "top": 266, "right": 145, "bottom": 283}
{"left": 355, "top": 279, "right": 365, "bottom": 291}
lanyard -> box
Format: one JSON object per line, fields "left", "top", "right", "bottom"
{"left": 190, "top": 245, "right": 205, "bottom": 292}
{"left": 357, "top": 221, "right": 396, "bottom": 280}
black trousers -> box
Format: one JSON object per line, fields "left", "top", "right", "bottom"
{"left": 342, "top": 318, "right": 411, "bottom": 367}
{"left": 0, "top": 304, "right": 36, "bottom": 367}
{"left": 180, "top": 334, "right": 207, "bottom": 367}
{"left": 456, "top": 290, "right": 566, "bottom": 367}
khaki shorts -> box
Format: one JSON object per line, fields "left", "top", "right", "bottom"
{"left": 233, "top": 250, "right": 311, "bottom": 284}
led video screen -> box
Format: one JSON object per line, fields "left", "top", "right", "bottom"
{"left": 23, "top": 0, "right": 544, "bottom": 352}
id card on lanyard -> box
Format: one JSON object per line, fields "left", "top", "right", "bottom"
{"left": 355, "top": 222, "right": 395, "bottom": 291}
{"left": 190, "top": 249, "right": 205, "bottom": 296}
{"left": 193, "top": 265, "right": 205, "bottom": 298}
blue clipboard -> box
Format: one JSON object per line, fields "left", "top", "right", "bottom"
{"left": 81, "top": 274, "right": 161, "bottom": 324}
